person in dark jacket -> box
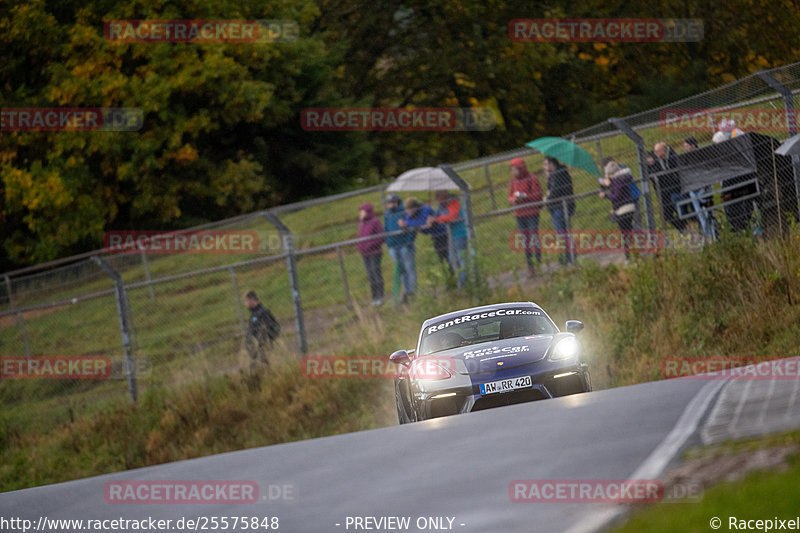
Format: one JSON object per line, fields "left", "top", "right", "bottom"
{"left": 242, "top": 290, "right": 279, "bottom": 369}
{"left": 383, "top": 194, "right": 416, "bottom": 299}
{"left": 508, "top": 158, "right": 543, "bottom": 277}
{"left": 543, "top": 156, "right": 575, "bottom": 265}
{"left": 647, "top": 142, "right": 687, "bottom": 232}
{"left": 358, "top": 203, "right": 385, "bottom": 306}
{"left": 601, "top": 156, "right": 642, "bottom": 229}
{"left": 600, "top": 161, "right": 636, "bottom": 258}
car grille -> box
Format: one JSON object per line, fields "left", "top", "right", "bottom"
{"left": 471, "top": 388, "right": 549, "bottom": 411}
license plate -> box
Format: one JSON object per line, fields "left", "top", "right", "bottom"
{"left": 479, "top": 375, "right": 532, "bottom": 395}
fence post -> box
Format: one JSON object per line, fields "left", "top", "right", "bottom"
{"left": 336, "top": 245, "right": 354, "bottom": 310}
{"left": 91, "top": 256, "right": 137, "bottom": 404}
{"left": 484, "top": 164, "right": 497, "bottom": 211}
{"left": 445, "top": 223, "right": 460, "bottom": 285}
{"left": 263, "top": 211, "right": 307, "bottom": 354}
{"left": 4, "top": 274, "right": 12, "bottom": 308}
{"left": 756, "top": 70, "right": 800, "bottom": 209}
{"left": 562, "top": 198, "right": 574, "bottom": 264}
{"left": 609, "top": 117, "right": 657, "bottom": 232}
{"left": 140, "top": 251, "right": 155, "bottom": 300}
{"left": 229, "top": 266, "right": 246, "bottom": 335}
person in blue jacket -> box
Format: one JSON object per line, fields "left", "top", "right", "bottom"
{"left": 383, "top": 194, "right": 416, "bottom": 299}
{"left": 396, "top": 197, "right": 435, "bottom": 297}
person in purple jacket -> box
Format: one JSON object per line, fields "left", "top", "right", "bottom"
{"left": 358, "top": 203, "right": 385, "bottom": 306}
{"left": 599, "top": 161, "right": 636, "bottom": 259}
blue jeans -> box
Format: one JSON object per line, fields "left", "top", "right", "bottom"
{"left": 515, "top": 216, "right": 541, "bottom": 266}
{"left": 388, "top": 243, "right": 416, "bottom": 295}
{"left": 450, "top": 236, "right": 468, "bottom": 286}
{"left": 550, "top": 208, "right": 573, "bottom": 265}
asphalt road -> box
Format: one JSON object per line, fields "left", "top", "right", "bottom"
{"left": 0, "top": 374, "right": 737, "bottom": 533}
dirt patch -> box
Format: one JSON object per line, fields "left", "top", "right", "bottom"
{"left": 660, "top": 443, "right": 799, "bottom": 502}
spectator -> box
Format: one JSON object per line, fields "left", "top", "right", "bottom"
{"left": 647, "top": 142, "right": 687, "bottom": 233}
{"left": 383, "top": 194, "right": 416, "bottom": 300}
{"left": 600, "top": 156, "right": 642, "bottom": 230}
{"left": 424, "top": 202, "right": 452, "bottom": 270}
{"left": 397, "top": 198, "right": 436, "bottom": 298}
{"left": 428, "top": 190, "right": 468, "bottom": 285}
{"left": 543, "top": 156, "right": 575, "bottom": 265}
{"left": 600, "top": 161, "right": 636, "bottom": 259}
{"left": 717, "top": 118, "right": 744, "bottom": 140}
{"left": 242, "top": 290, "right": 280, "bottom": 371}
{"left": 508, "top": 158, "right": 543, "bottom": 278}
{"left": 683, "top": 136, "right": 699, "bottom": 151}
{"left": 357, "top": 203, "right": 385, "bottom": 306}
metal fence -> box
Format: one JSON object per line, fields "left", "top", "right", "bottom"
{"left": 2, "top": 62, "right": 800, "bottom": 435}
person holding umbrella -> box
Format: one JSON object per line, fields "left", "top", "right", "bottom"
{"left": 396, "top": 197, "right": 436, "bottom": 299}
{"left": 525, "top": 137, "right": 602, "bottom": 266}
{"left": 543, "top": 156, "right": 575, "bottom": 266}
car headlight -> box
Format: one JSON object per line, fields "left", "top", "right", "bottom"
{"left": 550, "top": 337, "right": 580, "bottom": 361}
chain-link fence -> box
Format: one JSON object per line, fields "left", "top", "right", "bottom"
{"left": 2, "top": 62, "right": 800, "bottom": 436}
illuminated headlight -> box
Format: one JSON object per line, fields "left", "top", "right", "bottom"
{"left": 550, "top": 337, "right": 580, "bottom": 361}
{"left": 431, "top": 392, "right": 457, "bottom": 399}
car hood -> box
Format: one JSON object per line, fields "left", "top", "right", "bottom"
{"left": 422, "top": 335, "right": 556, "bottom": 375}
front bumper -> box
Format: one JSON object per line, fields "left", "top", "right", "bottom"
{"left": 413, "top": 361, "right": 590, "bottom": 420}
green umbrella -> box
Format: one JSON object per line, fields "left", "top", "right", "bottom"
{"left": 525, "top": 137, "right": 601, "bottom": 176}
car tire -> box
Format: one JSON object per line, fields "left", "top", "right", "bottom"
{"left": 395, "top": 381, "right": 415, "bottom": 424}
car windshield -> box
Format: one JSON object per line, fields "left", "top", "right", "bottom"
{"left": 419, "top": 308, "right": 557, "bottom": 355}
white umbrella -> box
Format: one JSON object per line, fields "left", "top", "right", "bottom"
{"left": 386, "top": 167, "right": 469, "bottom": 191}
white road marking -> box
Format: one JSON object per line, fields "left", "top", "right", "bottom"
{"left": 563, "top": 378, "right": 728, "bottom": 533}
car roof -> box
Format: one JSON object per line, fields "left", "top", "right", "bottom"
{"left": 420, "top": 301, "right": 542, "bottom": 329}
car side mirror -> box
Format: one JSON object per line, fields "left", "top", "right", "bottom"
{"left": 565, "top": 320, "right": 584, "bottom": 334}
{"left": 390, "top": 349, "right": 411, "bottom": 366}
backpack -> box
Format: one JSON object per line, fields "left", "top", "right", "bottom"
{"left": 630, "top": 182, "right": 641, "bottom": 201}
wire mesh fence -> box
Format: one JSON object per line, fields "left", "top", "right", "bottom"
{"left": 2, "top": 62, "right": 800, "bottom": 436}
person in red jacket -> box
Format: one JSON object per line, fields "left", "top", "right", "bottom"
{"left": 358, "top": 203, "right": 385, "bottom": 306}
{"left": 508, "top": 158, "right": 543, "bottom": 277}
